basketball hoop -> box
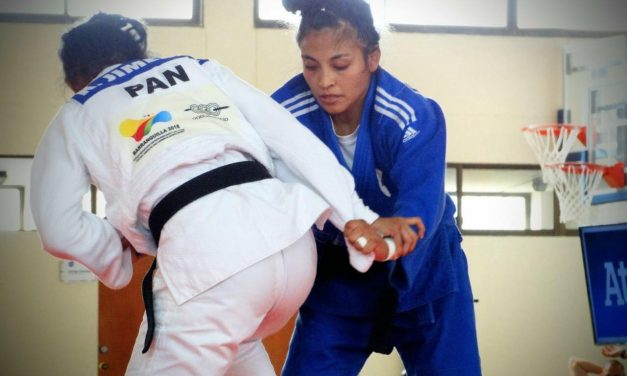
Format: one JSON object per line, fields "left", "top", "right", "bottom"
{"left": 523, "top": 122, "right": 625, "bottom": 223}
{"left": 521, "top": 124, "right": 587, "bottom": 182}
{"left": 544, "top": 162, "right": 606, "bottom": 223}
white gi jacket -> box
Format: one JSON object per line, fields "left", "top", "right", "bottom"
{"left": 31, "top": 56, "right": 377, "bottom": 304}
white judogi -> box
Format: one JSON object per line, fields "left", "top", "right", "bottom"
{"left": 127, "top": 231, "right": 318, "bottom": 376}
{"left": 30, "top": 56, "right": 378, "bottom": 374}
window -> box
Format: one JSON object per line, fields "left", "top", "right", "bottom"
{"left": 447, "top": 164, "right": 575, "bottom": 235}
{"left": 385, "top": 0, "right": 507, "bottom": 28}
{"left": 0, "top": 155, "right": 105, "bottom": 231}
{"left": 517, "top": 0, "right": 627, "bottom": 33}
{"left": 0, "top": 0, "right": 202, "bottom": 25}
{"left": 256, "top": 0, "right": 300, "bottom": 27}
{"left": 0, "top": 187, "right": 23, "bottom": 231}
{"left": 72, "top": 165, "right": 572, "bottom": 235}
{"left": 255, "top": 0, "right": 627, "bottom": 36}
{"left": 461, "top": 195, "right": 528, "bottom": 231}
{"left": 0, "top": 156, "right": 35, "bottom": 231}
{"left": 82, "top": 186, "right": 107, "bottom": 218}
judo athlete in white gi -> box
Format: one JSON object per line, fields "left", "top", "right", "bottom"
{"left": 272, "top": 1, "right": 482, "bottom": 375}
{"left": 29, "top": 13, "right": 424, "bottom": 375}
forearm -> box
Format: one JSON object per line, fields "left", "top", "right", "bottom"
{"left": 569, "top": 357, "right": 603, "bottom": 375}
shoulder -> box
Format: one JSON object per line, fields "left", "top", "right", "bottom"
{"left": 193, "top": 56, "right": 217, "bottom": 71}
{"left": 194, "top": 58, "right": 242, "bottom": 84}
{"left": 373, "top": 68, "right": 443, "bottom": 129}
{"left": 37, "top": 101, "right": 87, "bottom": 157}
{"left": 375, "top": 68, "right": 440, "bottom": 113}
{"left": 271, "top": 74, "right": 309, "bottom": 104}
{"left": 55, "top": 100, "right": 83, "bottom": 127}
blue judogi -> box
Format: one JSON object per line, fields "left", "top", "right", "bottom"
{"left": 272, "top": 68, "right": 481, "bottom": 376}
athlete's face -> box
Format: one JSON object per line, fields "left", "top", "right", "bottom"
{"left": 299, "top": 28, "right": 380, "bottom": 124}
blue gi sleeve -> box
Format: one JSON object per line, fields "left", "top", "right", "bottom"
{"left": 385, "top": 97, "right": 448, "bottom": 285}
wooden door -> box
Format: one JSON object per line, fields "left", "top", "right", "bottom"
{"left": 263, "top": 315, "right": 296, "bottom": 374}
{"left": 97, "top": 255, "right": 153, "bottom": 374}
{"left": 97, "top": 257, "right": 294, "bottom": 375}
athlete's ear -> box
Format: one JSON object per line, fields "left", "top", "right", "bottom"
{"left": 367, "top": 46, "right": 381, "bottom": 73}
{"left": 68, "top": 76, "right": 90, "bottom": 93}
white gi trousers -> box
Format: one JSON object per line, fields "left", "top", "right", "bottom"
{"left": 125, "top": 231, "right": 317, "bottom": 375}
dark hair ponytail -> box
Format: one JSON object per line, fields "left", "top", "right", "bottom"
{"left": 283, "top": 0, "right": 379, "bottom": 52}
{"left": 282, "top": 0, "right": 312, "bottom": 14}
{"left": 59, "top": 12, "right": 148, "bottom": 90}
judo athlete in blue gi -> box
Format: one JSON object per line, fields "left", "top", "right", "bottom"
{"left": 272, "top": 0, "right": 482, "bottom": 375}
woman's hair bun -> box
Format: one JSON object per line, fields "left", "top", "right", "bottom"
{"left": 282, "top": 0, "right": 323, "bottom": 14}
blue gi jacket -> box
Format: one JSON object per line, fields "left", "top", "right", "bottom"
{"left": 272, "top": 68, "right": 463, "bottom": 317}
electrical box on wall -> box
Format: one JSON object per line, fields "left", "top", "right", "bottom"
{"left": 59, "top": 260, "right": 96, "bottom": 283}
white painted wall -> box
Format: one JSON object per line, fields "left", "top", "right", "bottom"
{"left": 0, "top": 1, "right": 617, "bottom": 374}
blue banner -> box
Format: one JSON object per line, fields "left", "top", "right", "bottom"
{"left": 580, "top": 223, "right": 627, "bottom": 344}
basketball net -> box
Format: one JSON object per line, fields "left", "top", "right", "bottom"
{"left": 544, "top": 163, "right": 605, "bottom": 223}
{"left": 522, "top": 124, "right": 590, "bottom": 223}
{"left": 521, "top": 124, "right": 586, "bottom": 183}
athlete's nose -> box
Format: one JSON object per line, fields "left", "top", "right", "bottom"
{"left": 318, "top": 68, "right": 335, "bottom": 89}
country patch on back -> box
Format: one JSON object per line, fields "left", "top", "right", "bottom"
{"left": 72, "top": 56, "right": 187, "bottom": 104}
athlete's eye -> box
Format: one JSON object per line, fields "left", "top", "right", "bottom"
{"left": 304, "top": 64, "right": 318, "bottom": 71}
{"left": 334, "top": 65, "right": 349, "bottom": 71}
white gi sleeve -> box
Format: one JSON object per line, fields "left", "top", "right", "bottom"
{"left": 206, "top": 61, "right": 378, "bottom": 271}
{"left": 30, "top": 108, "right": 133, "bottom": 289}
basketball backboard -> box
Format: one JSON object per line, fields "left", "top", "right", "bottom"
{"left": 563, "top": 35, "right": 627, "bottom": 225}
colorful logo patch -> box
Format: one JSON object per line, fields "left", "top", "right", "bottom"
{"left": 119, "top": 111, "right": 172, "bottom": 141}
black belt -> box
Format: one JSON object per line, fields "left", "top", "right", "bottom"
{"left": 367, "top": 286, "right": 398, "bottom": 354}
{"left": 141, "top": 160, "right": 272, "bottom": 353}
